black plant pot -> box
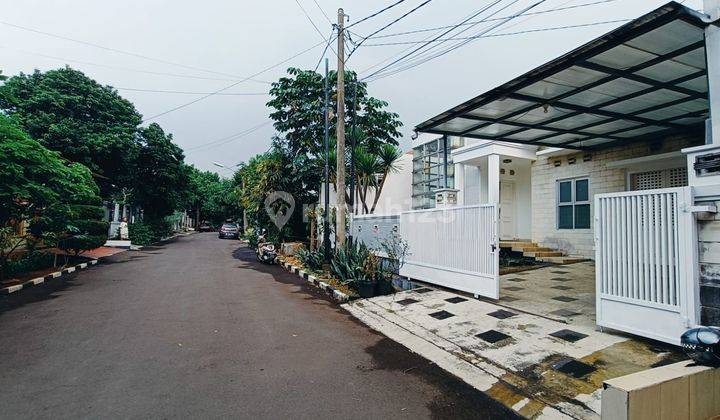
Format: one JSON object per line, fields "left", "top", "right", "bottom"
{"left": 356, "top": 282, "right": 375, "bottom": 298}
{"left": 375, "top": 279, "right": 395, "bottom": 296}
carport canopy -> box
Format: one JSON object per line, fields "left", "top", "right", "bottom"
{"left": 415, "top": 2, "right": 711, "bottom": 151}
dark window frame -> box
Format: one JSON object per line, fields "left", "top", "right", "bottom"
{"left": 557, "top": 177, "right": 591, "bottom": 230}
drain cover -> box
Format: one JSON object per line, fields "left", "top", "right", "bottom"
{"left": 414, "top": 287, "right": 434, "bottom": 294}
{"left": 504, "top": 286, "right": 524, "bottom": 291}
{"left": 552, "top": 358, "right": 596, "bottom": 378}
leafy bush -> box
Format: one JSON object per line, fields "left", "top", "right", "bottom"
{"left": 129, "top": 219, "right": 173, "bottom": 246}
{"left": 4, "top": 251, "right": 54, "bottom": 278}
{"left": 296, "top": 246, "right": 324, "bottom": 272}
{"left": 128, "top": 222, "right": 154, "bottom": 246}
{"left": 245, "top": 227, "right": 258, "bottom": 248}
{"left": 330, "top": 242, "right": 385, "bottom": 288}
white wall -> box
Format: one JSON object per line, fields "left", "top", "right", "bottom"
{"left": 500, "top": 158, "right": 532, "bottom": 240}
{"left": 318, "top": 151, "right": 413, "bottom": 216}
{"left": 531, "top": 134, "right": 701, "bottom": 258}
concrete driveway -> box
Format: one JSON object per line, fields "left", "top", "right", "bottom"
{"left": 0, "top": 233, "right": 515, "bottom": 419}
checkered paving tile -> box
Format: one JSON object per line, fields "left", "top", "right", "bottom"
{"left": 429, "top": 310, "right": 455, "bottom": 320}
{"left": 445, "top": 296, "right": 468, "bottom": 304}
{"left": 552, "top": 296, "right": 578, "bottom": 303}
{"left": 397, "top": 298, "right": 420, "bottom": 306}
{"left": 552, "top": 358, "right": 596, "bottom": 378}
{"left": 476, "top": 330, "right": 511, "bottom": 344}
{"left": 487, "top": 309, "right": 518, "bottom": 319}
{"left": 550, "top": 329, "right": 589, "bottom": 343}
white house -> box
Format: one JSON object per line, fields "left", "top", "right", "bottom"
{"left": 353, "top": 1, "right": 720, "bottom": 345}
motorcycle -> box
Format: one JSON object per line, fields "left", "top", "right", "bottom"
{"left": 255, "top": 229, "right": 277, "bottom": 264}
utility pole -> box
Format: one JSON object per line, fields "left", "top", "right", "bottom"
{"left": 323, "top": 58, "right": 331, "bottom": 259}
{"left": 335, "top": 7, "right": 347, "bottom": 248}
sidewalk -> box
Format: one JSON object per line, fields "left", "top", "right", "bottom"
{"left": 343, "top": 287, "right": 684, "bottom": 419}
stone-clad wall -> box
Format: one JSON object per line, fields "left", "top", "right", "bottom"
{"left": 698, "top": 213, "right": 720, "bottom": 326}
{"left": 530, "top": 135, "right": 702, "bottom": 258}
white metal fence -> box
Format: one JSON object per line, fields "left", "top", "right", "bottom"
{"left": 400, "top": 205, "right": 499, "bottom": 298}
{"left": 595, "top": 187, "right": 698, "bottom": 344}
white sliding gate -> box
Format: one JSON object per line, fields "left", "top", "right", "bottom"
{"left": 594, "top": 187, "right": 698, "bottom": 344}
{"left": 400, "top": 205, "right": 500, "bottom": 299}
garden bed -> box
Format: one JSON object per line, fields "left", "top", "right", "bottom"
{"left": 278, "top": 255, "right": 359, "bottom": 303}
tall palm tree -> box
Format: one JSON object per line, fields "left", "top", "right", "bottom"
{"left": 370, "top": 144, "right": 402, "bottom": 213}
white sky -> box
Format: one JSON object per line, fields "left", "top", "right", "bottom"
{"left": 0, "top": 0, "right": 705, "bottom": 174}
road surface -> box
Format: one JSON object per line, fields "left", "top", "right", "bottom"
{"left": 0, "top": 233, "right": 516, "bottom": 419}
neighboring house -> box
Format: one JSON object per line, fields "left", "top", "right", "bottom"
{"left": 354, "top": 1, "right": 720, "bottom": 344}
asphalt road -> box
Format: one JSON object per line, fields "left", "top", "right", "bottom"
{"left": 0, "top": 233, "right": 516, "bottom": 419}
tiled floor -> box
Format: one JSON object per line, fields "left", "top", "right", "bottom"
{"left": 345, "top": 284, "right": 685, "bottom": 419}
{"left": 499, "top": 262, "right": 596, "bottom": 328}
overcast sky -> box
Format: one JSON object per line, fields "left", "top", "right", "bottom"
{"left": 0, "top": 0, "right": 705, "bottom": 174}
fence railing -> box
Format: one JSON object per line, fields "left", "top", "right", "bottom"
{"left": 399, "top": 205, "right": 499, "bottom": 298}
{"left": 595, "top": 187, "right": 698, "bottom": 344}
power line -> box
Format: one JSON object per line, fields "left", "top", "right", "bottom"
{"left": 359, "top": 0, "right": 615, "bottom": 40}
{"left": 314, "top": 29, "right": 337, "bottom": 72}
{"left": 361, "top": 19, "right": 629, "bottom": 46}
{"left": 294, "top": 0, "right": 338, "bottom": 58}
{"left": 360, "top": 0, "right": 507, "bottom": 81}
{"left": 115, "top": 87, "right": 269, "bottom": 95}
{"left": 311, "top": 0, "right": 333, "bottom": 25}
{"left": 0, "top": 20, "right": 268, "bottom": 83}
{"left": 364, "top": 0, "right": 549, "bottom": 82}
{"left": 347, "top": 0, "right": 433, "bottom": 60}
{"left": 1, "top": 46, "right": 271, "bottom": 83}
{"left": 142, "top": 39, "right": 328, "bottom": 122}
{"left": 184, "top": 121, "right": 273, "bottom": 153}
{"left": 346, "top": 0, "right": 408, "bottom": 29}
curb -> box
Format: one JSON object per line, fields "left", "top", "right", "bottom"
{"left": 280, "top": 261, "right": 354, "bottom": 303}
{"left": 0, "top": 259, "right": 98, "bottom": 296}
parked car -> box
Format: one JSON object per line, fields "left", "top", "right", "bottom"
{"left": 198, "top": 222, "right": 214, "bottom": 232}
{"left": 218, "top": 223, "right": 240, "bottom": 239}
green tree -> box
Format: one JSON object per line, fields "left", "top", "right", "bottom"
{"left": 267, "top": 68, "right": 402, "bottom": 158}
{"left": 132, "top": 123, "right": 188, "bottom": 223}
{"left": 0, "top": 67, "right": 142, "bottom": 196}
{"left": 186, "top": 166, "right": 242, "bottom": 227}
{"left": 0, "top": 115, "right": 104, "bottom": 279}
{"left": 235, "top": 143, "right": 320, "bottom": 242}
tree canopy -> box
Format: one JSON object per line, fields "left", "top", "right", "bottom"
{"left": 0, "top": 67, "right": 142, "bottom": 196}
{"left": 131, "top": 123, "right": 188, "bottom": 221}
{"left": 0, "top": 114, "right": 106, "bottom": 278}
{"left": 267, "top": 68, "right": 402, "bottom": 158}
{"left": 186, "top": 166, "right": 243, "bottom": 226}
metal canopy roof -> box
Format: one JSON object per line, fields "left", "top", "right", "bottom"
{"left": 415, "top": 2, "right": 712, "bottom": 151}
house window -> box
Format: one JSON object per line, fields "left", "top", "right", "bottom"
{"left": 557, "top": 178, "right": 590, "bottom": 229}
